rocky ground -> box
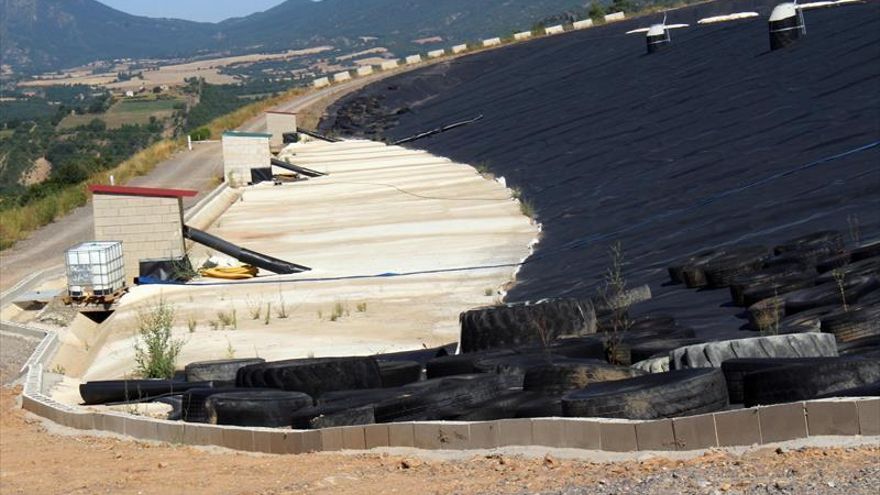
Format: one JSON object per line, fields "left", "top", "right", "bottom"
{"left": 0, "top": 333, "right": 36, "bottom": 385}
{"left": 1, "top": 384, "right": 877, "bottom": 495}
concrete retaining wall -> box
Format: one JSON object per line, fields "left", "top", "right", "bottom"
{"left": 427, "top": 49, "right": 446, "bottom": 59}
{"left": 514, "top": 31, "right": 532, "bottom": 40}
{"left": 356, "top": 66, "right": 374, "bottom": 77}
{"left": 573, "top": 19, "right": 594, "bottom": 30}
{"left": 452, "top": 44, "right": 468, "bottom": 54}
{"left": 605, "top": 12, "right": 626, "bottom": 22}
{"left": 312, "top": 77, "right": 330, "bottom": 88}
{"left": 380, "top": 60, "right": 399, "bottom": 70}
{"left": 545, "top": 25, "right": 565, "bottom": 35}
{"left": 482, "top": 37, "right": 502, "bottom": 47}
{"left": 333, "top": 71, "right": 352, "bottom": 82}
{"left": 405, "top": 55, "right": 422, "bottom": 65}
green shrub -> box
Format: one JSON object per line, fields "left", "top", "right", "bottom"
{"left": 134, "top": 299, "right": 184, "bottom": 379}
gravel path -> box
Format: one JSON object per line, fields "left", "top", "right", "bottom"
{"left": 0, "top": 333, "right": 36, "bottom": 385}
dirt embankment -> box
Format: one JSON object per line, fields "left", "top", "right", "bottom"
{"left": 1, "top": 386, "right": 878, "bottom": 495}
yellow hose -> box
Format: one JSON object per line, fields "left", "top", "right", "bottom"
{"left": 199, "top": 265, "right": 258, "bottom": 279}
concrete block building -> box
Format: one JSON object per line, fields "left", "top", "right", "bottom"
{"left": 265, "top": 111, "right": 297, "bottom": 151}
{"left": 222, "top": 131, "right": 271, "bottom": 186}
{"left": 89, "top": 185, "right": 196, "bottom": 283}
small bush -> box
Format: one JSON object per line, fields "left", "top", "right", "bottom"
{"left": 356, "top": 302, "right": 368, "bottom": 313}
{"left": 134, "top": 298, "right": 184, "bottom": 379}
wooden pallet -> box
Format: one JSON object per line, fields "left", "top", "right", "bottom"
{"left": 62, "top": 286, "right": 128, "bottom": 310}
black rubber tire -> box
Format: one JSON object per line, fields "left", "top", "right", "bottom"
{"left": 703, "top": 246, "right": 769, "bottom": 289}
{"left": 850, "top": 241, "right": 880, "bottom": 262}
{"left": 720, "top": 358, "right": 842, "bottom": 404}
{"left": 668, "top": 249, "right": 725, "bottom": 286}
{"left": 377, "top": 360, "right": 422, "bottom": 387}
{"left": 815, "top": 258, "right": 880, "bottom": 284}
{"left": 821, "top": 305, "right": 880, "bottom": 343}
{"left": 740, "top": 275, "right": 816, "bottom": 308}
{"left": 522, "top": 362, "right": 643, "bottom": 394}
{"left": 742, "top": 358, "right": 880, "bottom": 407}
{"left": 459, "top": 297, "right": 596, "bottom": 353}
{"left": 746, "top": 297, "right": 787, "bottom": 332}
{"left": 181, "top": 386, "right": 266, "bottom": 422}
{"left": 838, "top": 336, "right": 880, "bottom": 356}
{"left": 449, "top": 390, "right": 547, "bottom": 421}
{"left": 261, "top": 357, "right": 382, "bottom": 397}
{"left": 670, "top": 333, "right": 838, "bottom": 369}
{"left": 205, "top": 390, "right": 313, "bottom": 427}
{"left": 816, "top": 252, "right": 852, "bottom": 273}
{"left": 78, "top": 380, "right": 214, "bottom": 406}
{"left": 627, "top": 338, "right": 704, "bottom": 364}
{"left": 373, "top": 374, "right": 510, "bottom": 423}
{"left": 593, "top": 284, "right": 652, "bottom": 316}
{"left": 777, "top": 305, "right": 836, "bottom": 334}
{"left": 185, "top": 358, "right": 265, "bottom": 383}
{"left": 784, "top": 275, "right": 879, "bottom": 315}
{"left": 562, "top": 368, "right": 729, "bottom": 420}
{"left": 629, "top": 315, "right": 677, "bottom": 331}
{"left": 815, "top": 381, "right": 880, "bottom": 398}
{"left": 514, "top": 394, "right": 564, "bottom": 418}
{"left": 291, "top": 402, "right": 377, "bottom": 429}
{"left": 372, "top": 344, "right": 455, "bottom": 365}
{"left": 472, "top": 352, "right": 571, "bottom": 377}
{"left": 773, "top": 230, "right": 844, "bottom": 257}
{"left": 426, "top": 349, "right": 515, "bottom": 378}
{"left": 728, "top": 263, "right": 811, "bottom": 307}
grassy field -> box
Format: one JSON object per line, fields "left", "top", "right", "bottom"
{"left": 58, "top": 97, "right": 181, "bottom": 129}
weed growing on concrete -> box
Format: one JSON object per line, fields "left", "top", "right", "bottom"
{"left": 356, "top": 302, "right": 368, "bottom": 313}
{"left": 275, "top": 291, "right": 289, "bottom": 319}
{"left": 134, "top": 298, "right": 184, "bottom": 379}
{"left": 187, "top": 317, "right": 197, "bottom": 333}
{"left": 225, "top": 338, "right": 236, "bottom": 359}
{"left": 247, "top": 297, "right": 263, "bottom": 320}
{"left": 317, "top": 310, "right": 323, "bottom": 320}
{"left": 216, "top": 310, "right": 237, "bottom": 329}
{"left": 484, "top": 288, "right": 494, "bottom": 296}
{"left": 208, "top": 320, "right": 219, "bottom": 331}
{"left": 598, "top": 241, "right": 631, "bottom": 364}
{"left": 264, "top": 303, "right": 271, "bottom": 325}
{"left": 50, "top": 364, "right": 66, "bottom": 375}
{"left": 330, "top": 301, "right": 348, "bottom": 322}
{"left": 832, "top": 269, "right": 848, "bottom": 312}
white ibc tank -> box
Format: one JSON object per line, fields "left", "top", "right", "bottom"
{"left": 66, "top": 241, "right": 125, "bottom": 297}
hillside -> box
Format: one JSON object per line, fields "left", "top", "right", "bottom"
{"left": 0, "top": 0, "right": 671, "bottom": 74}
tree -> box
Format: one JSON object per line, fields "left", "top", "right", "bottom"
{"left": 588, "top": 2, "right": 606, "bottom": 22}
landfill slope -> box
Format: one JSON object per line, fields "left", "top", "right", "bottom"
{"left": 321, "top": 0, "right": 880, "bottom": 337}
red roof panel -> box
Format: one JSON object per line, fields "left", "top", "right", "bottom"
{"left": 88, "top": 185, "right": 198, "bottom": 198}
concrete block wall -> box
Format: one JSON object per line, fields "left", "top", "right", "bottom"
{"left": 405, "top": 55, "right": 422, "bottom": 65}
{"left": 313, "top": 77, "right": 330, "bottom": 88}
{"left": 483, "top": 37, "right": 502, "bottom": 47}
{"left": 605, "top": 12, "right": 626, "bottom": 22}
{"left": 451, "top": 44, "right": 468, "bottom": 54}
{"left": 333, "top": 71, "right": 352, "bottom": 82}
{"left": 514, "top": 31, "right": 532, "bottom": 40}
{"left": 545, "top": 25, "right": 565, "bottom": 35}
{"left": 427, "top": 49, "right": 446, "bottom": 58}
{"left": 265, "top": 112, "right": 297, "bottom": 151}
{"left": 380, "top": 60, "right": 399, "bottom": 70}
{"left": 92, "top": 194, "right": 185, "bottom": 283}
{"left": 356, "top": 66, "right": 374, "bottom": 76}
{"left": 222, "top": 132, "right": 271, "bottom": 186}
{"left": 573, "top": 19, "right": 594, "bottom": 29}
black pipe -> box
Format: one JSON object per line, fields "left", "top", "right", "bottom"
{"left": 270, "top": 157, "right": 326, "bottom": 177}
{"left": 183, "top": 225, "right": 311, "bottom": 274}
{"left": 392, "top": 115, "right": 484, "bottom": 145}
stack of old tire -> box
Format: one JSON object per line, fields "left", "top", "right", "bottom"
{"left": 667, "top": 231, "right": 880, "bottom": 407}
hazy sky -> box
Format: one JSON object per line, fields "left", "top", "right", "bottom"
{"left": 99, "top": 0, "right": 287, "bottom": 23}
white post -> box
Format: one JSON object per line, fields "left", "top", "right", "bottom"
{"left": 109, "top": 175, "right": 115, "bottom": 186}
{"left": 187, "top": 134, "right": 192, "bottom": 151}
